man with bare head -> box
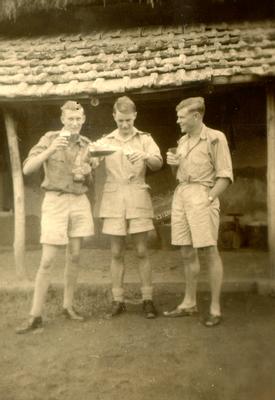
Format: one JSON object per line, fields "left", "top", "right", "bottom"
{"left": 164, "top": 97, "right": 233, "bottom": 326}
{"left": 16, "top": 101, "right": 96, "bottom": 333}
{"left": 99, "top": 96, "right": 163, "bottom": 318}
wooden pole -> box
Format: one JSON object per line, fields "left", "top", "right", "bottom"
{"left": 267, "top": 85, "right": 275, "bottom": 279}
{"left": 3, "top": 108, "right": 26, "bottom": 280}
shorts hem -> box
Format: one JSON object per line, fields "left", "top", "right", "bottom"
{"left": 40, "top": 239, "right": 68, "bottom": 246}
{"left": 193, "top": 241, "right": 217, "bottom": 248}
{"left": 69, "top": 231, "right": 95, "bottom": 238}
{"left": 103, "top": 228, "right": 153, "bottom": 236}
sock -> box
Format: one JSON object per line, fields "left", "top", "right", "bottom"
{"left": 141, "top": 286, "right": 153, "bottom": 301}
{"left": 112, "top": 288, "right": 124, "bottom": 302}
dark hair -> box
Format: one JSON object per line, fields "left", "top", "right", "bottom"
{"left": 113, "top": 96, "right": 136, "bottom": 114}
{"left": 176, "top": 97, "right": 205, "bottom": 116}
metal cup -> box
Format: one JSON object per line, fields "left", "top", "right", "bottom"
{"left": 168, "top": 147, "right": 177, "bottom": 154}
{"left": 60, "top": 130, "right": 71, "bottom": 145}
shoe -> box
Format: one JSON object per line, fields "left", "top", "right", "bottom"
{"left": 203, "top": 314, "right": 222, "bottom": 327}
{"left": 163, "top": 305, "right": 198, "bottom": 318}
{"left": 142, "top": 300, "right": 158, "bottom": 319}
{"left": 62, "top": 307, "right": 84, "bottom": 321}
{"left": 16, "top": 316, "right": 43, "bottom": 334}
{"left": 110, "top": 301, "right": 126, "bottom": 317}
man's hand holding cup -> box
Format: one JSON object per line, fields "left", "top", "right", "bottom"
{"left": 167, "top": 147, "right": 179, "bottom": 166}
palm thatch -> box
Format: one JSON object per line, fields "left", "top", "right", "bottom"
{"left": 0, "top": 0, "right": 158, "bottom": 21}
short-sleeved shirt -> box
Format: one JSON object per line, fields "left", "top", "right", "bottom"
{"left": 24, "top": 129, "right": 94, "bottom": 195}
{"left": 176, "top": 124, "right": 233, "bottom": 187}
{"left": 99, "top": 128, "right": 163, "bottom": 218}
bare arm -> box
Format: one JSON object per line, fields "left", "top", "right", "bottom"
{"left": 23, "top": 136, "right": 68, "bottom": 175}
{"left": 126, "top": 134, "right": 163, "bottom": 171}
{"left": 208, "top": 177, "right": 231, "bottom": 200}
{"left": 144, "top": 153, "right": 163, "bottom": 171}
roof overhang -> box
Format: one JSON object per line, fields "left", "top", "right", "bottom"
{"left": 0, "top": 20, "right": 274, "bottom": 102}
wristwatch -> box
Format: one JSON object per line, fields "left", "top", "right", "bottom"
{"left": 208, "top": 195, "right": 214, "bottom": 203}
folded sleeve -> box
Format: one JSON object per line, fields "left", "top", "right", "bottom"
{"left": 23, "top": 133, "right": 52, "bottom": 167}
{"left": 143, "top": 134, "right": 163, "bottom": 169}
{"left": 212, "top": 133, "right": 233, "bottom": 183}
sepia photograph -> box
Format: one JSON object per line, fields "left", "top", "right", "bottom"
{"left": 0, "top": 0, "right": 275, "bottom": 399}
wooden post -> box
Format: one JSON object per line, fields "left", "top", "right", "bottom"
{"left": 267, "top": 85, "right": 275, "bottom": 279}
{"left": 3, "top": 108, "right": 26, "bottom": 280}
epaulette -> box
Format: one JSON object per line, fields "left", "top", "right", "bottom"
{"left": 138, "top": 131, "right": 151, "bottom": 136}
{"left": 80, "top": 135, "right": 91, "bottom": 144}
{"left": 211, "top": 138, "right": 219, "bottom": 145}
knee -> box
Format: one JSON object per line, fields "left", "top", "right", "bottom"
{"left": 201, "top": 246, "right": 219, "bottom": 260}
{"left": 111, "top": 248, "right": 124, "bottom": 261}
{"left": 181, "top": 247, "right": 197, "bottom": 264}
{"left": 136, "top": 248, "right": 147, "bottom": 260}
{"left": 69, "top": 253, "right": 80, "bottom": 264}
{"left": 39, "top": 259, "right": 53, "bottom": 273}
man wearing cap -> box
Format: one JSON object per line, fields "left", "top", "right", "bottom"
{"left": 16, "top": 101, "right": 96, "bottom": 334}
{"left": 163, "top": 97, "right": 233, "bottom": 326}
{"left": 98, "top": 96, "right": 163, "bottom": 318}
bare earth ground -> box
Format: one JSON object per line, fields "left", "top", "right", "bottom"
{"left": 0, "top": 247, "right": 270, "bottom": 287}
{"left": 0, "top": 248, "right": 275, "bottom": 400}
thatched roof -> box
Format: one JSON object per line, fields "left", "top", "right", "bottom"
{"left": 0, "top": 0, "right": 157, "bottom": 21}
{"left": 0, "top": 20, "right": 274, "bottom": 101}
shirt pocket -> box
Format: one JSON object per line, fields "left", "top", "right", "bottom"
{"left": 135, "top": 184, "right": 153, "bottom": 210}
{"left": 103, "top": 183, "right": 118, "bottom": 193}
{"left": 100, "top": 183, "right": 120, "bottom": 215}
{"left": 188, "top": 149, "right": 212, "bottom": 178}
{"left": 49, "top": 151, "right": 65, "bottom": 163}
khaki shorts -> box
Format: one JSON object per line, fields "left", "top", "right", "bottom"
{"left": 171, "top": 183, "right": 220, "bottom": 248}
{"left": 40, "top": 192, "right": 94, "bottom": 245}
{"left": 102, "top": 217, "right": 154, "bottom": 236}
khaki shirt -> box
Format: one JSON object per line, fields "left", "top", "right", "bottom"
{"left": 24, "top": 130, "right": 94, "bottom": 195}
{"left": 176, "top": 124, "right": 233, "bottom": 187}
{"left": 99, "top": 128, "right": 163, "bottom": 218}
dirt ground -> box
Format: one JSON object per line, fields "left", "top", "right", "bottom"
{"left": 0, "top": 247, "right": 270, "bottom": 287}
{"left": 1, "top": 290, "right": 275, "bottom": 400}
{"left": 0, "top": 247, "right": 274, "bottom": 400}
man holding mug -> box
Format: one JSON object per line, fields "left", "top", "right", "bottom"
{"left": 16, "top": 101, "right": 96, "bottom": 333}
{"left": 164, "top": 97, "right": 233, "bottom": 327}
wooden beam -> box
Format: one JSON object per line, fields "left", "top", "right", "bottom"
{"left": 3, "top": 109, "right": 26, "bottom": 280}
{"left": 267, "top": 85, "right": 275, "bottom": 279}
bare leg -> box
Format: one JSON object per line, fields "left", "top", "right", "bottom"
{"left": 63, "top": 237, "right": 81, "bottom": 311}
{"left": 132, "top": 232, "right": 153, "bottom": 300}
{"left": 110, "top": 236, "right": 126, "bottom": 301}
{"left": 30, "top": 244, "right": 59, "bottom": 317}
{"left": 178, "top": 245, "right": 200, "bottom": 309}
{"left": 203, "top": 245, "right": 223, "bottom": 316}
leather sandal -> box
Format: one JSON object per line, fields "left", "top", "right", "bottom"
{"left": 203, "top": 314, "right": 222, "bottom": 327}
{"left": 163, "top": 305, "right": 198, "bottom": 318}
{"left": 62, "top": 307, "right": 84, "bottom": 321}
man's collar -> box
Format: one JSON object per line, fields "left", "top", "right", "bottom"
{"left": 109, "top": 127, "right": 138, "bottom": 141}
{"left": 178, "top": 123, "right": 206, "bottom": 144}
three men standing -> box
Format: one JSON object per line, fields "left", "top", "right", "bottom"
{"left": 17, "top": 95, "right": 232, "bottom": 331}
{"left": 164, "top": 97, "right": 233, "bottom": 326}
